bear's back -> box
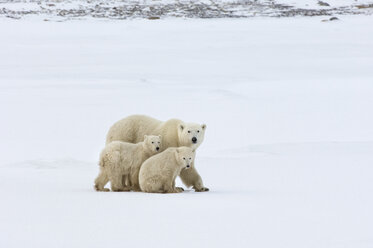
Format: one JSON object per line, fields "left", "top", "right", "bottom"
{"left": 105, "top": 141, "right": 144, "bottom": 160}
{"left": 141, "top": 148, "right": 178, "bottom": 172}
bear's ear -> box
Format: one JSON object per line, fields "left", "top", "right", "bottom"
{"left": 174, "top": 148, "right": 180, "bottom": 160}
{"left": 158, "top": 135, "right": 162, "bottom": 138}
{"left": 201, "top": 124, "right": 207, "bottom": 130}
{"left": 179, "top": 124, "right": 185, "bottom": 131}
{"left": 144, "top": 135, "right": 148, "bottom": 140}
{"left": 192, "top": 149, "right": 196, "bottom": 153}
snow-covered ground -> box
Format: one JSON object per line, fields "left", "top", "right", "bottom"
{"left": 1, "top": 16, "right": 373, "bottom": 248}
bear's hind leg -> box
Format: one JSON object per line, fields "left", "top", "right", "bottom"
{"left": 164, "top": 182, "right": 182, "bottom": 194}
{"left": 122, "top": 174, "right": 130, "bottom": 188}
{"left": 94, "top": 170, "right": 110, "bottom": 192}
{"left": 110, "top": 174, "right": 130, "bottom": 192}
{"left": 142, "top": 178, "right": 167, "bottom": 193}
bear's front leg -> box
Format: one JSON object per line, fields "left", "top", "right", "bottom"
{"left": 172, "top": 179, "right": 184, "bottom": 192}
{"left": 179, "top": 163, "right": 209, "bottom": 192}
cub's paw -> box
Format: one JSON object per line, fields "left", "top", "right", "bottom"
{"left": 175, "top": 187, "right": 184, "bottom": 192}
{"left": 111, "top": 187, "right": 130, "bottom": 192}
{"left": 94, "top": 185, "right": 110, "bottom": 192}
{"left": 194, "top": 187, "right": 209, "bottom": 192}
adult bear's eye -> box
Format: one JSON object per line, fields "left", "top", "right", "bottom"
{"left": 188, "top": 131, "right": 191, "bottom": 133}
{"left": 183, "top": 157, "right": 185, "bottom": 160}
{"left": 189, "top": 158, "right": 191, "bottom": 160}
{"left": 197, "top": 130, "right": 200, "bottom": 133}
{"left": 152, "top": 142, "right": 154, "bottom": 144}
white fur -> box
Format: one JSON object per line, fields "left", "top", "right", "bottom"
{"left": 105, "top": 115, "right": 209, "bottom": 191}
{"left": 94, "top": 135, "right": 161, "bottom": 192}
{"left": 139, "top": 147, "right": 195, "bottom": 193}
{"left": 106, "top": 115, "right": 206, "bottom": 150}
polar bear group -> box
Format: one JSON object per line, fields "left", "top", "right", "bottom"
{"left": 94, "top": 115, "right": 208, "bottom": 193}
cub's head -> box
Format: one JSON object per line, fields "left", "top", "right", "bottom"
{"left": 177, "top": 122, "right": 206, "bottom": 149}
{"left": 143, "top": 135, "right": 162, "bottom": 154}
{"left": 174, "top": 147, "right": 195, "bottom": 169}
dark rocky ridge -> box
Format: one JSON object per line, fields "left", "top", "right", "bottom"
{"left": 0, "top": 0, "right": 372, "bottom": 20}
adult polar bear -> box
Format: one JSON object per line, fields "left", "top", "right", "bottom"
{"left": 106, "top": 115, "right": 209, "bottom": 192}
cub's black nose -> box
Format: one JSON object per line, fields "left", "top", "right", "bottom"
{"left": 156, "top": 147, "right": 160, "bottom": 151}
{"left": 192, "top": 137, "right": 197, "bottom": 143}
{"left": 186, "top": 165, "right": 190, "bottom": 168}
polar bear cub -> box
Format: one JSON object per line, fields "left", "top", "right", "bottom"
{"left": 94, "top": 135, "right": 162, "bottom": 192}
{"left": 139, "top": 147, "right": 195, "bottom": 193}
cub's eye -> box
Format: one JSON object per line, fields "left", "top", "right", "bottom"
{"left": 183, "top": 157, "right": 185, "bottom": 160}
{"left": 189, "top": 158, "right": 191, "bottom": 160}
{"left": 197, "top": 130, "right": 200, "bottom": 133}
{"left": 188, "top": 131, "right": 191, "bottom": 133}
{"left": 158, "top": 142, "right": 160, "bottom": 144}
{"left": 152, "top": 142, "right": 154, "bottom": 144}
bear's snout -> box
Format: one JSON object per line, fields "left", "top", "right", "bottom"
{"left": 192, "top": 137, "right": 197, "bottom": 143}
{"left": 156, "top": 147, "right": 160, "bottom": 151}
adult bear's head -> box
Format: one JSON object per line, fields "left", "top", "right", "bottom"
{"left": 178, "top": 122, "right": 206, "bottom": 149}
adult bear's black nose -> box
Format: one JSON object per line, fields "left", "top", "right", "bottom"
{"left": 192, "top": 137, "right": 197, "bottom": 143}
{"left": 156, "top": 147, "right": 160, "bottom": 151}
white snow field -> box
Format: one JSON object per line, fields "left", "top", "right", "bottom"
{"left": 1, "top": 16, "right": 373, "bottom": 248}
